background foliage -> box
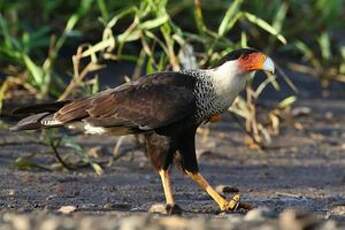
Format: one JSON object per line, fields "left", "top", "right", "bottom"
{"left": 0, "top": 0, "right": 344, "bottom": 170}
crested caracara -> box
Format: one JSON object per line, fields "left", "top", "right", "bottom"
{"left": 11, "top": 48, "right": 275, "bottom": 214}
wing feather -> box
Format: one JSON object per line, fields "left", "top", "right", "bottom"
{"left": 54, "top": 72, "right": 196, "bottom": 130}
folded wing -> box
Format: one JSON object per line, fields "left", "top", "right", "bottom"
{"left": 14, "top": 72, "right": 197, "bottom": 132}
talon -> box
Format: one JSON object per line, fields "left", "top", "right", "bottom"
{"left": 166, "top": 204, "right": 183, "bottom": 215}
{"left": 226, "top": 193, "right": 240, "bottom": 211}
{"left": 220, "top": 193, "right": 241, "bottom": 212}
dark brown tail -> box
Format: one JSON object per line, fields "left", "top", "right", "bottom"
{"left": 10, "top": 101, "right": 70, "bottom": 131}
{"left": 11, "top": 101, "right": 70, "bottom": 115}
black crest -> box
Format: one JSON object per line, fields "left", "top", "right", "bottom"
{"left": 215, "top": 48, "right": 260, "bottom": 66}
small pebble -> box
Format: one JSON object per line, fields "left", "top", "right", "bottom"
{"left": 325, "top": 112, "right": 334, "bottom": 120}
{"left": 57, "top": 205, "right": 77, "bottom": 214}
{"left": 279, "top": 209, "right": 319, "bottom": 230}
{"left": 319, "top": 220, "right": 338, "bottom": 230}
{"left": 120, "top": 216, "right": 148, "bottom": 230}
{"left": 39, "top": 219, "right": 59, "bottom": 230}
{"left": 341, "top": 143, "right": 345, "bottom": 150}
{"left": 4, "top": 214, "right": 31, "bottom": 230}
{"left": 148, "top": 203, "right": 168, "bottom": 215}
{"left": 8, "top": 189, "right": 16, "bottom": 196}
{"left": 244, "top": 207, "right": 273, "bottom": 221}
{"left": 329, "top": 204, "right": 345, "bottom": 216}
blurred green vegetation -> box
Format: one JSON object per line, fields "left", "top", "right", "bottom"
{"left": 1, "top": 0, "right": 344, "bottom": 98}
{"left": 1, "top": 0, "right": 344, "bottom": 91}
{"left": 0, "top": 0, "right": 344, "bottom": 159}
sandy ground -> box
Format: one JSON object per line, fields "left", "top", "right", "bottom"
{"left": 0, "top": 98, "right": 345, "bottom": 229}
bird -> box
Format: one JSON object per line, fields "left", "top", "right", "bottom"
{"left": 11, "top": 48, "right": 275, "bottom": 214}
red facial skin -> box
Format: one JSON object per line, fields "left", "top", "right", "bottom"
{"left": 237, "top": 52, "right": 266, "bottom": 73}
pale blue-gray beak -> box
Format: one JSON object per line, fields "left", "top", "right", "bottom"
{"left": 262, "top": 56, "right": 275, "bottom": 74}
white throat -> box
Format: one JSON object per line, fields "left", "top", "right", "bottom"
{"left": 205, "top": 61, "right": 246, "bottom": 108}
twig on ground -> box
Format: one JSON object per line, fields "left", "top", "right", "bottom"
{"left": 48, "top": 137, "right": 75, "bottom": 170}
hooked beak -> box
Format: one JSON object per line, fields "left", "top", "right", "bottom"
{"left": 262, "top": 56, "right": 275, "bottom": 74}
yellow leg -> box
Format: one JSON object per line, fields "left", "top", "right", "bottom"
{"left": 159, "top": 169, "right": 175, "bottom": 205}
{"left": 185, "top": 171, "right": 240, "bottom": 211}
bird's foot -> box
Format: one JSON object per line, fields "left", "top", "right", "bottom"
{"left": 220, "top": 193, "right": 241, "bottom": 212}
{"left": 149, "top": 203, "right": 183, "bottom": 215}
{"left": 219, "top": 194, "right": 254, "bottom": 212}
{"left": 166, "top": 204, "right": 183, "bottom": 215}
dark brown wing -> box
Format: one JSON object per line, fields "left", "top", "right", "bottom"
{"left": 54, "top": 72, "right": 197, "bottom": 130}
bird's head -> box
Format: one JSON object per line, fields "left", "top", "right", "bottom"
{"left": 206, "top": 48, "right": 275, "bottom": 103}
{"left": 214, "top": 48, "right": 275, "bottom": 75}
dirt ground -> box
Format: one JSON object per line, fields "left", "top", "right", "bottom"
{"left": 0, "top": 96, "right": 345, "bottom": 229}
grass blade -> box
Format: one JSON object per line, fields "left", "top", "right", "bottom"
{"left": 218, "top": 0, "right": 243, "bottom": 36}
{"left": 139, "top": 14, "right": 169, "bottom": 30}
{"left": 244, "top": 12, "right": 287, "bottom": 44}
